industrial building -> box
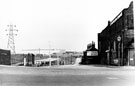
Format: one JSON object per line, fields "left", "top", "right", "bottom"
{"left": 98, "top": 2, "right": 134, "bottom": 66}
{"left": 0, "top": 49, "right": 11, "bottom": 65}
{"left": 81, "top": 41, "right": 99, "bottom": 65}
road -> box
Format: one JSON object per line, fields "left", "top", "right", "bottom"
{"left": 0, "top": 65, "right": 135, "bottom": 86}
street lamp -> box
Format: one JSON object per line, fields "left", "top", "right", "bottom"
{"left": 117, "top": 36, "right": 121, "bottom": 66}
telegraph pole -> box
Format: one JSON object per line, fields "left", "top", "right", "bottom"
{"left": 49, "top": 41, "right": 51, "bottom": 66}
{"left": 6, "top": 23, "right": 18, "bottom": 54}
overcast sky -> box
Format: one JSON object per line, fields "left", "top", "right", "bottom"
{"left": 0, "top": 0, "right": 133, "bottom": 54}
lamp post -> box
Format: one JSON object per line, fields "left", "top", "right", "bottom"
{"left": 121, "top": 29, "right": 127, "bottom": 66}
{"left": 117, "top": 36, "right": 121, "bottom": 66}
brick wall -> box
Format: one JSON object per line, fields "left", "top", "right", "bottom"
{"left": 98, "top": 2, "right": 134, "bottom": 65}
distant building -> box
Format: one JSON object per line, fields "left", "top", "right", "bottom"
{"left": 81, "top": 41, "right": 99, "bottom": 64}
{"left": 25, "top": 53, "right": 35, "bottom": 66}
{"left": 0, "top": 49, "right": 11, "bottom": 65}
{"left": 98, "top": 2, "right": 134, "bottom": 66}
{"left": 51, "top": 51, "right": 83, "bottom": 65}
{"left": 11, "top": 53, "right": 35, "bottom": 66}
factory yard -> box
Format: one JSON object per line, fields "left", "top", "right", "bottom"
{"left": 0, "top": 65, "right": 135, "bottom": 86}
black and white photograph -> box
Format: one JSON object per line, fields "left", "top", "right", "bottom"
{"left": 0, "top": 0, "right": 134, "bottom": 86}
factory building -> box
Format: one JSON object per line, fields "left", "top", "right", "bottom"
{"left": 98, "top": 2, "right": 134, "bottom": 66}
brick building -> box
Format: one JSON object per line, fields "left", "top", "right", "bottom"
{"left": 98, "top": 2, "right": 134, "bottom": 66}
{"left": 81, "top": 41, "right": 99, "bottom": 65}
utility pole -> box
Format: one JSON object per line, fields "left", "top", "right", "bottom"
{"left": 49, "top": 41, "right": 51, "bottom": 66}
{"left": 6, "top": 23, "right": 18, "bottom": 54}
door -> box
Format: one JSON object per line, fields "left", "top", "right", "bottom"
{"left": 128, "top": 49, "right": 135, "bottom": 66}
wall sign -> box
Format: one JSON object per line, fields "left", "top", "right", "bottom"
{"left": 87, "top": 51, "right": 98, "bottom": 56}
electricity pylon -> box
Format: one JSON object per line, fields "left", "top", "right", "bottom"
{"left": 6, "top": 23, "right": 18, "bottom": 54}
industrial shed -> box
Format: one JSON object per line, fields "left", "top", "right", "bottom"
{"left": 0, "top": 49, "right": 11, "bottom": 65}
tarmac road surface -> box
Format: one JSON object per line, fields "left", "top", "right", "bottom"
{"left": 0, "top": 65, "right": 135, "bottom": 86}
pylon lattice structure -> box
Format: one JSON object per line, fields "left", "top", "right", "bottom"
{"left": 6, "top": 23, "right": 18, "bottom": 54}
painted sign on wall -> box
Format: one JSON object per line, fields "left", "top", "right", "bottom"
{"left": 87, "top": 51, "right": 98, "bottom": 56}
